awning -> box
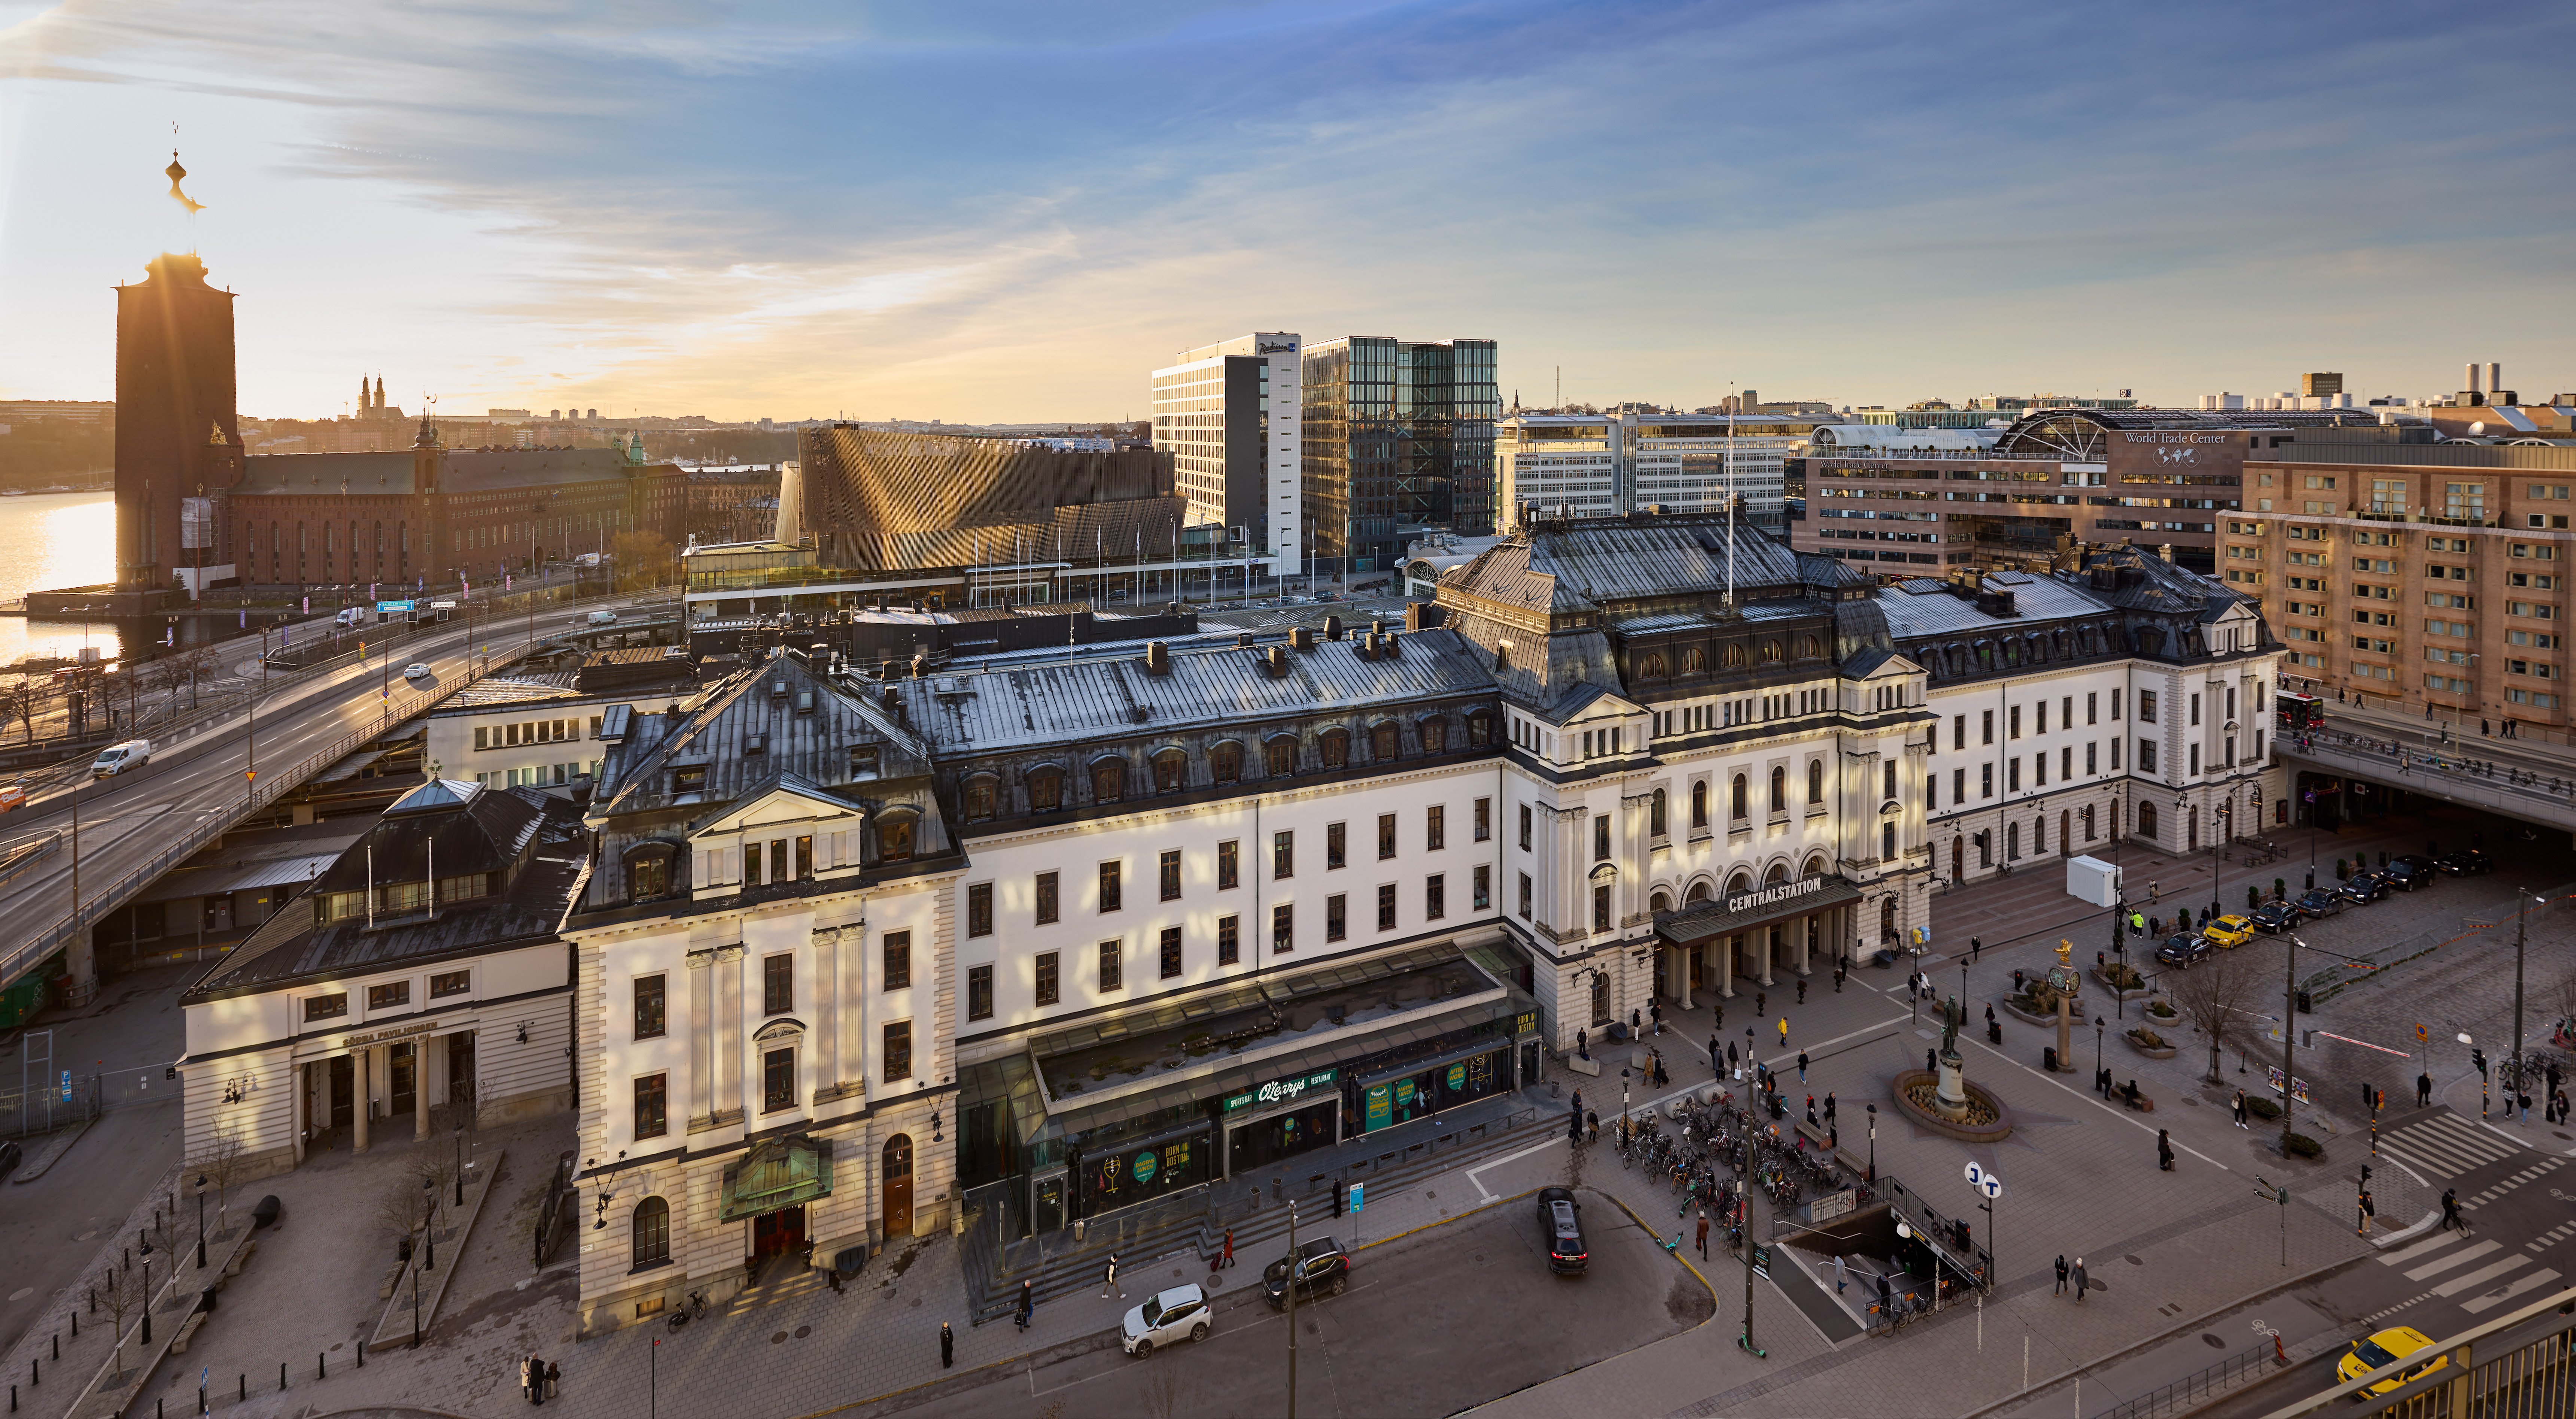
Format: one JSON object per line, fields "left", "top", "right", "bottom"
{"left": 1654, "top": 875, "right": 1862, "bottom": 948}
{"left": 137, "top": 852, "right": 341, "bottom": 905}
{"left": 719, "top": 1134, "right": 834, "bottom": 1222}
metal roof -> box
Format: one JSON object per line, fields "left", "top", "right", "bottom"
{"left": 1876, "top": 575, "right": 2114, "bottom": 639}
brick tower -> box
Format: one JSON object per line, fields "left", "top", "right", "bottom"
{"left": 114, "top": 252, "right": 242, "bottom": 596}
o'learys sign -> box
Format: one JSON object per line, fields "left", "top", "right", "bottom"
{"left": 1221, "top": 1068, "right": 1339, "bottom": 1114}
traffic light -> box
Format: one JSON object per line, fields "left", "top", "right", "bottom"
{"left": 2360, "top": 1164, "right": 2372, "bottom": 1185}
{"left": 2473, "top": 1048, "right": 2489, "bottom": 1078}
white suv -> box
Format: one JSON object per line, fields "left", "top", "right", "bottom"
{"left": 1120, "top": 1283, "right": 1213, "bottom": 1356}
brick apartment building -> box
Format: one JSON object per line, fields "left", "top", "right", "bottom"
{"left": 1788, "top": 408, "right": 2382, "bottom": 576}
{"left": 2222, "top": 445, "right": 2576, "bottom": 736}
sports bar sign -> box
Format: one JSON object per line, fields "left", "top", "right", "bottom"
{"left": 1220, "top": 1067, "right": 1339, "bottom": 1115}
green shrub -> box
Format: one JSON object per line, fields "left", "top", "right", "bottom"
{"left": 2285, "top": 1132, "right": 2323, "bottom": 1158}
{"left": 2127, "top": 1027, "right": 2168, "bottom": 1049}
{"left": 2247, "top": 1095, "right": 2282, "bottom": 1120}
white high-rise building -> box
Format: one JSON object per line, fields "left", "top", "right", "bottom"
{"left": 1152, "top": 333, "right": 1303, "bottom": 576}
{"left": 1496, "top": 409, "right": 1826, "bottom": 529}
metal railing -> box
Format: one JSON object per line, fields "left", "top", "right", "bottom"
{"left": 2104, "top": 1335, "right": 2289, "bottom": 1419}
{"left": 2257, "top": 1285, "right": 2575, "bottom": 1417}
{"left": 0, "top": 642, "right": 535, "bottom": 992}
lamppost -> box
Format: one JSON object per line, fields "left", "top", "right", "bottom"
{"left": 1865, "top": 1102, "right": 1877, "bottom": 1182}
{"left": 2512, "top": 889, "right": 2542, "bottom": 1120}
{"left": 2281, "top": 935, "right": 2306, "bottom": 1153}
{"left": 1736, "top": 1175, "right": 1765, "bottom": 1358}
{"left": 194, "top": 1173, "right": 207, "bottom": 1270}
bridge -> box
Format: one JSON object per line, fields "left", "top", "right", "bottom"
{"left": 2276, "top": 722, "right": 2576, "bottom": 840}
{"left": 0, "top": 594, "right": 671, "bottom": 1006}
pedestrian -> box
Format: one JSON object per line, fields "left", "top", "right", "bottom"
{"left": 1971, "top": 935, "right": 1982, "bottom": 963}
{"left": 1103, "top": 1253, "right": 1125, "bottom": 1300}
{"left": 1797, "top": 978, "right": 1808, "bottom": 1005}
{"left": 1654, "top": 1054, "right": 1669, "bottom": 1088}
{"left": 1779, "top": 1017, "right": 1789, "bottom": 1048}
{"left": 1834, "top": 964, "right": 1846, "bottom": 993}
{"left": 2519, "top": 1090, "right": 2533, "bottom": 1124}
{"left": 2417, "top": 1071, "right": 2434, "bottom": 1108}
{"left": 1018, "top": 1279, "right": 1035, "bottom": 1331}
{"left": 941, "top": 1321, "right": 955, "bottom": 1369}
{"left": 2149, "top": 880, "right": 2159, "bottom": 904}
{"left": 1798, "top": 1050, "right": 1810, "bottom": 1083}
{"left": 546, "top": 1361, "right": 559, "bottom": 1400}
{"left": 1569, "top": 1102, "right": 1584, "bottom": 1143}
{"left": 1710, "top": 1034, "right": 1723, "bottom": 1078}
{"left": 1224, "top": 1228, "right": 1236, "bottom": 1268}
{"left": 1824, "top": 1092, "right": 1837, "bottom": 1124}
{"left": 1587, "top": 1109, "right": 1599, "bottom": 1143}
{"left": 1631, "top": 1008, "right": 1642, "bottom": 1034}
{"left": 2157, "top": 1128, "right": 2175, "bottom": 1172}
{"left": 1577, "top": 1027, "right": 1589, "bottom": 1061}
{"left": 2054, "top": 1254, "right": 2069, "bottom": 1295}
{"left": 2440, "top": 1188, "right": 2464, "bottom": 1233}
{"left": 529, "top": 1353, "right": 546, "bottom": 1407}
{"left": 2072, "top": 1257, "right": 2089, "bottom": 1303}
{"left": 1757, "top": 990, "right": 1767, "bottom": 1017}
{"left": 1834, "top": 1254, "right": 1849, "bottom": 1294}
{"left": 1985, "top": 1003, "right": 1997, "bottom": 1029}
{"left": 1926, "top": 1047, "right": 1937, "bottom": 1074}
{"left": 1696, "top": 1210, "right": 1710, "bottom": 1259}
{"left": 2359, "top": 1188, "right": 2376, "bottom": 1235}
{"left": 2233, "top": 1090, "right": 2249, "bottom": 1128}
{"left": 1806, "top": 1095, "right": 1819, "bottom": 1127}
{"left": 1727, "top": 1040, "right": 1739, "bottom": 1072}
{"left": 520, "top": 1355, "right": 534, "bottom": 1405}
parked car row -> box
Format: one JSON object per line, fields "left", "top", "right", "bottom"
{"left": 2157, "top": 851, "right": 2484, "bottom": 969}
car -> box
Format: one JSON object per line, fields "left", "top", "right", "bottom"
{"left": 334, "top": 607, "right": 365, "bottom": 628}
{"left": 0, "top": 1138, "right": 20, "bottom": 1180}
{"left": 2248, "top": 901, "right": 2300, "bottom": 934}
{"left": 2336, "top": 871, "right": 2390, "bottom": 904}
{"left": 403, "top": 663, "right": 432, "bottom": 680}
{"left": 2385, "top": 856, "right": 2439, "bottom": 890}
{"left": 2200, "top": 914, "right": 2257, "bottom": 948}
{"left": 0, "top": 780, "right": 25, "bottom": 814}
{"left": 1537, "top": 1185, "right": 1589, "bottom": 1273}
{"left": 2337, "top": 1324, "right": 2448, "bottom": 1397}
{"left": 1261, "top": 1236, "right": 1351, "bottom": 1309}
{"left": 91, "top": 739, "right": 151, "bottom": 777}
{"left": 2155, "top": 933, "right": 2212, "bottom": 969}
{"left": 1120, "top": 1283, "right": 1213, "bottom": 1356}
{"left": 2437, "top": 849, "right": 2493, "bottom": 876}
{"left": 2293, "top": 888, "right": 2346, "bottom": 920}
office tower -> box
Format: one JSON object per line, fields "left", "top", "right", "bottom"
{"left": 1150, "top": 333, "right": 1302, "bottom": 575}
{"left": 1301, "top": 337, "right": 1498, "bottom": 575}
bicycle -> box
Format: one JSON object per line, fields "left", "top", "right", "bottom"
{"left": 666, "top": 1289, "right": 708, "bottom": 1331}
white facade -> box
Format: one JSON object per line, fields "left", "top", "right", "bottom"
{"left": 1151, "top": 332, "right": 1303, "bottom": 576}
{"left": 1498, "top": 411, "right": 1822, "bottom": 529}
{"left": 426, "top": 680, "right": 610, "bottom": 789}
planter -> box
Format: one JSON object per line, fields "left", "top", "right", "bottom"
{"left": 1887, "top": 1068, "right": 2016, "bottom": 1144}
{"left": 2124, "top": 1032, "right": 2178, "bottom": 1060}
{"left": 2090, "top": 966, "right": 2151, "bottom": 1002}
{"left": 1999, "top": 995, "right": 2087, "bottom": 1030}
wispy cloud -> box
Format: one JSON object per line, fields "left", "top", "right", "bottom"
{"left": 2, "top": 0, "right": 2570, "bottom": 417}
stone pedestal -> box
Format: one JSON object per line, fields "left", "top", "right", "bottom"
{"left": 1934, "top": 1050, "right": 1969, "bottom": 1122}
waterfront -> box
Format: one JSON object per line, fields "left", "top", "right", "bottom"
{"left": 0, "top": 491, "right": 121, "bottom": 665}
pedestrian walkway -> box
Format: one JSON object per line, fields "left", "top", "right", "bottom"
{"left": 2373, "top": 1227, "right": 2563, "bottom": 1315}
{"left": 2374, "top": 1109, "right": 2531, "bottom": 1184}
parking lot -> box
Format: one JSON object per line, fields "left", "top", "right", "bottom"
{"left": 872, "top": 1189, "right": 1711, "bottom": 1418}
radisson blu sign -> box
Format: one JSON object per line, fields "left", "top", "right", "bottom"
{"left": 1221, "top": 1067, "right": 1339, "bottom": 1115}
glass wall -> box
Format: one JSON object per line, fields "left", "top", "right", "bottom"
{"left": 1226, "top": 1097, "right": 1341, "bottom": 1176}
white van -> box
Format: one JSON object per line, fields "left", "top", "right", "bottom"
{"left": 334, "top": 607, "right": 365, "bottom": 628}
{"left": 586, "top": 609, "right": 618, "bottom": 626}
{"left": 92, "top": 739, "right": 151, "bottom": 777}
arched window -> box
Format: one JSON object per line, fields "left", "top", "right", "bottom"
{"left": 1764, "top": 863, "right": 1788, "bottom": 886}
{"left": 1807, "top": 760, "right": 1825, "bottom": 804}
{"left": 1976, "top": 831, "right": 1992, "bottom": 868}
{"left": 1651, "top": 891, "right": 1671, "bottom": 915}
{"left": 1589, "top": 973, "right": 1611, "bottom": 1026}
{"left": 1726, "top": 870, "right": 1752, "bottom": 896}
{"left": 1685, "top": 880, "right": 1713, "bottom": 904}
{"left": 1267, "top": 736, "right": 1299, "bottom": 776}
{"left": 1151, "top": 748, "right": 1187, "bottom": 794}
{"left": 1683, "top": 647, "right": 1709, "bottom": 675}
{"left": 1803, "top": 852, "right": 1828, "bottom": 878}
{"left": 1800, "top": 634, "right": 1821, "bottom": 659}
{"left": 1319, "top": 728, "right": 1350, "bottom": 770}
{"left": 1760, "top": 639, "right": 1784, "bottom": 664}
{"left": 632, "top": 1196, "right": 670, "bottom": 1268}
{"left": 1089, "top": 758, "right": 1125, "bottom": 805}
{"left": 1027, "top": 766, "right": 1065, "bottom": 813}
{"left": 2006, "top": 821, "right": 2020, "bottom": 859}
{"left": 1690, "top": 781, "right": 1708, "bottom": 829}
{"left": 1210, "top": 742, "right": 1243, "bottom": 784}
{"left": 2032, "top": 813, "right": 2046, "bottom": 854}
{"left": 1466, "top": 710, "right": 1496, "bottom": 746}
{"left": 2138, "top": 801, "right": 2159, "bottom": 840}
{"left": 1641, "top": 652, "right": 1669, "bottom": 679}
{"left": 1951, "top": 835, "right": 1964, "bottom": 882}
{"left": 1650, "top": 788, "right": 1667, "bottom": 838}
{"left": 1768, "top": 766, "right": 1786, "bottom": 813}
{"left": 1880, "top": 897, "right": 1898, "bottom": 942}
{"left": 1370, "top": 721, "right": 1400, "bottom": 760}
{"left": 1420, "top": 716, "right": 1448, "bottom": 754}
{"left": 1729, "top": 773, "right": 1748, "bottom": 821}
{"left": 961, "top": 775, "right": 999, "bottom": 822}
{"left": 1723, "top": 644, "right": 1747, "bottom": 669}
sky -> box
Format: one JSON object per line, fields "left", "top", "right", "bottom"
{"left": 1, "top": 0, "right": 2570, "bottom": 423}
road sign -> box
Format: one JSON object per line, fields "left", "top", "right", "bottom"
{"left": 1976, "top": 1173, "right": 2003, "bottom": 1200}
{"left": 1348, "top": 1183, "right": 1363, "bottom": 1214}
{"left": 1963, "top": 1161, "right": 1984, "bottom": 1188}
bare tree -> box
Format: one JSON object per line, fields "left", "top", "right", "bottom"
{"left": 0, "top": 673, "right": 40, "bottom": 744}
{"left": 187, "top": 1129, "right": 246, "bottom": 1235}
{"left": 97, "top": 1260, "right": 151, "bottom": 1382}
{"left": 1138, "top": 1362, "right": 1198, "bottom": 1419}
{"left": 375, "top": 1177, "right": 428, "bottom": 1261}
{"left": 2553, "top": 963, "right": 2576, "bottom": 1030}
{"left": 2166, "top": 951, "right": 2266, "bottom": 1084}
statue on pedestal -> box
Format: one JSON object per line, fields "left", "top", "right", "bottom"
{"left": 1935, "top": 993, "right": 1970, "bottom": 1121}
{"left": 2048, "top": 939, "right": 2081, "bottom": 1073}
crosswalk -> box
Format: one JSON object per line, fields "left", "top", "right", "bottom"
{"left": 2376, "top": 1227, "right": 2565, "bottom": 1316}
{"left": 2373, "top": 1110, "right": 2529, "bottom": 1182}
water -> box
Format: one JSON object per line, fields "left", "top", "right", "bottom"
{"left": 0, "top": 492, "right": 122, "bottom": 665}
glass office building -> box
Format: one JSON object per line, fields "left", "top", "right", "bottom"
{"left": 1302, "top": 338, "right": 1498, "bottom": 573}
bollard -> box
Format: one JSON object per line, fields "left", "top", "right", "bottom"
{"left": 27, "top": 1359, "right": 33, "bottom": 1388}
{"left": 356, "top": 1342, "right": 363, "bottom": 1368}
{"left": 239, "top": 1373, "right": 246, "bottom": 1402}
{"left": 319, "top": 1352, "right": 326, "bottom": 1380}
{"left": 48, "top": 1337, "right": 55, "bottom": 1361}
{"left": 282, "top": 1361, "right": 289, "bottom": 1390}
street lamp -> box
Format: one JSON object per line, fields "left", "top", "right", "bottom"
{"left": 194, "top": 1173, "right": 207, "bottom": 1270}
{"left": 2512, "top": 889, "right": 2542, "bottom": 1121}
{"left": 2281, "top": 935, "right": 2306, "bottom": 1152}
{"left": 2095, "top": 1016, "right": 2106, "bottom": 1094}
{"left": 1865, "top": 1103, "right": 1877, "bottom": 1182}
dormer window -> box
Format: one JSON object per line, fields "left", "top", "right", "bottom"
{"left": 771, "top": 679, "right": 789, "bottom": 697}
{"left": 795, "top": 690, "right": 814, "bottom": 715}
{"left": 673, "top": 765, "right": 707, "bottom": 794}
{"left": 745, "top": 733, "right": 766, "bottom": 756}
{"left": 849, "top": 745, "right": 880, "bottom": 780}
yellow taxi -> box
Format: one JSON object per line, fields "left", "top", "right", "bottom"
{"left": 2200, "top": 914, "right": 2258, "bottom": 948}
{"left": 2337, "top": 1325, "right": 2447, "bottom": 1396}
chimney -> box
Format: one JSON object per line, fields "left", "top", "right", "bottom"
{"left": 910, "top": 652, "right": 928, "bottom": 679}
{"left": 2467, "top": 362, "right": 2483, "bottom": 396}
{"left": 1381, "top": 630, "right": 1402, "bottom": 658}
{"left": 1371, "top": 618, "right": 1387, "bottom": 638}
{"left": 1323, "top": 614, "right": 1344, "bottom": 641}
{"left": 1357, "top": 632, "right": 1378, "bottom": 661}
{"left": 2157, "top": 543, "right": 2175, "bottom": 564}
{"left": 2489, "top": 362, "right": 2503, "bottom": 399}
{"left": 1236, "top": 631, "right": 1254, "bottom": 649}
{"left": 1264, "top": 644, "right": 1289, "bottom": 677}
{"left": 1290, "top": 625, "right": 1315, "bottom": 653}
{"left": 1143, "top": 640, "right": 1171, "bottom": 676}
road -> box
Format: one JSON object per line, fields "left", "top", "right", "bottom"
{"left": 869, "top": 1194, "right": 1712, "bottom": 1419}
{"left": 0, "top": 590, "right": 666, "bottom": 993}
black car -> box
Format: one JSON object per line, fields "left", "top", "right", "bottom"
{"left": 2248, "top": 901, "right": 2301, "bottom": 934}
{"left": 1537, "top": 1185, "right": 1589, "bottom": 1274}
{"left": 0, "top": 1138, "right": 19, "bottom": 1180}
{"left": 2293, "top": 888, "right": 2346, "bottom": 921}
{"left": 2438, "top": 849, "right": 2493, "bottom": 876}
{"left": 1262, "top": 1236, "right": 1351, "bottom": 1309}
{"left": 2155, "top": 933, "right": 2211, "bottom": 969}
{"left": 2337, "top": 871, "right": 2391, "bottom": 904}
{"left": 2385, "top": 856, "right": 2439, "bottom": 890}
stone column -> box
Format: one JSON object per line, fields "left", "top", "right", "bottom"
{"left": 1798, "top": 915, "right": 1815, "bottom": 977}
{"left": 291, "top": 1060, "right": 307, "bottom": 1165}
{"left": 811, "top": 925, "right": 840, "bottom": 1088}
{"left": 714, "top": 946, "right": 745, "bottom": 1121}
{"left": 415, "top": 1046, "right": 432, "bottom": 1141}
{"left": 1675, "top": 944, "right": 1694, "bottom": 1011}
{"left": 1718, "top": 933, "right": 1735, "bottom": 999}
{"left": 352, "top": 1050, "right": 371, "bottom": 1152}
{"left": 1758, "top": 925, "right": 1776, "bottom": 987}
{"left": 686, "top": 953, "right": 715, "bottom": 1127}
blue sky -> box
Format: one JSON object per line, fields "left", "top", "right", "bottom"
{"left": 1, "top": 0, "right": 2569, "bottom": 421}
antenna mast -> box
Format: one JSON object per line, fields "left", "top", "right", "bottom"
{"left": 1725, "top": 384, "right": 1736, "bottom": 604}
